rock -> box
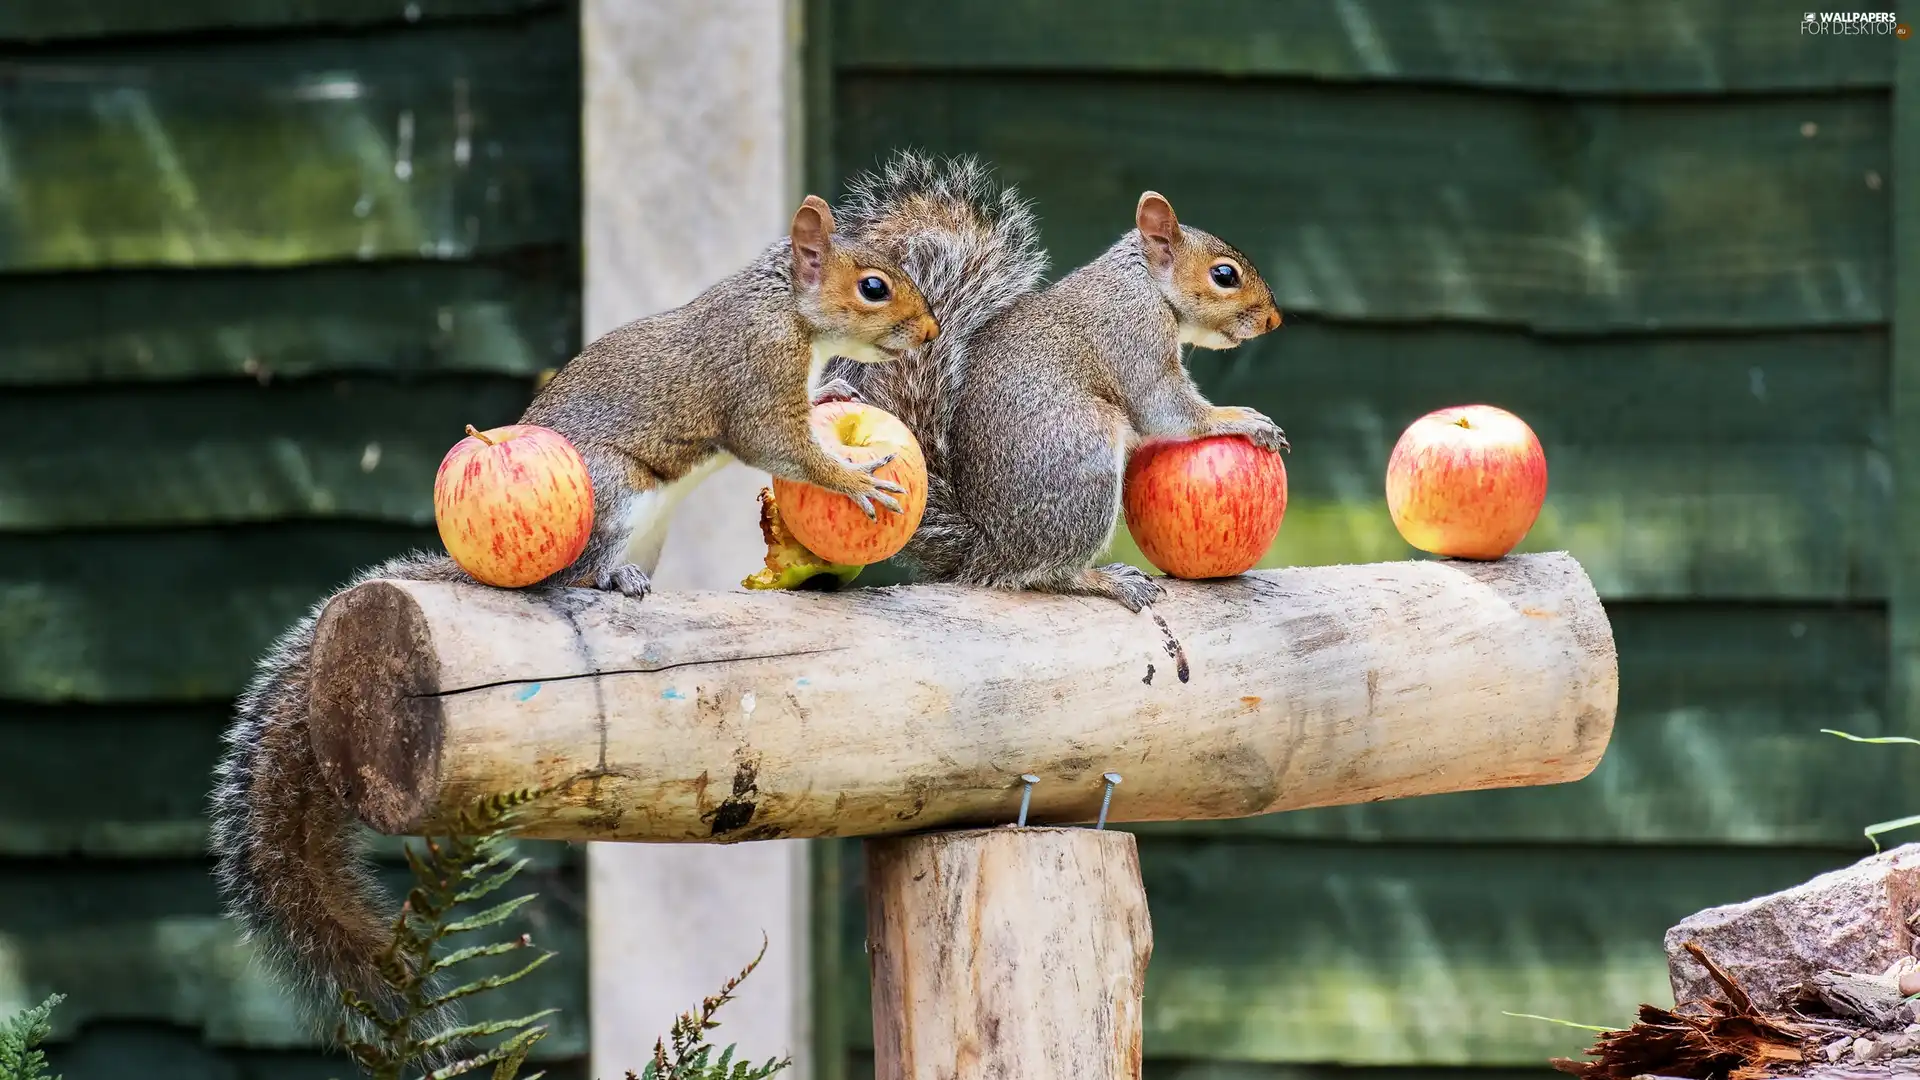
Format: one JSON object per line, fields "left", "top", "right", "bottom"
{"left": 1829, "top": 1037, "right": 1855, "bottom": 1062}
{"left": 1665, "top": 843, "right": 1920, "bottom": 1010}
{"left": 1856, "top": 1037, "right": 1881, "bottom": 1063}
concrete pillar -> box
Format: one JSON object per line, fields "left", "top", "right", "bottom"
{"left": 579, "top": 2, "right": 813, "bottom": 1077}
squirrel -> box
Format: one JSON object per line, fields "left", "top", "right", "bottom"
{"left": 828, "top": 171, "right": 1287, "bottom": 612}
{"left": 208, "top": 193, "right": 941, "bottom": 1051}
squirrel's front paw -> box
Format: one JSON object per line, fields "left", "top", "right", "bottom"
{"left": 836, "top": 454, "right": 906, "bottom": 518}
{"left": 1213, "top": 406, "right": 1290, "bottom": 454}
{"left": 1247, "top": 421, "right": 1290, "bottom": 454}
{"left": 594, "top": 563, "right": 653, "bottom": 599}
{"left": 810, "top": 378, "right": 865, "bottom": 407}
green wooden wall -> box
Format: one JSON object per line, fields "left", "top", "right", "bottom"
{"left": 803, "top": 2, "right": 1913, "bottom": 1077}
{"left": 0, "top": 3, "right": 588, "bottom": 1075}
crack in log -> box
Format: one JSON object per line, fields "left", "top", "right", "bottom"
{"left": 407, "top": 646, "right": 848, "bottom": 699}
{"left": 549, "top": 600, "right": 610, "bottom": 773}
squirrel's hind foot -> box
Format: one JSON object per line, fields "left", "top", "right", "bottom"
{"left": 1091, "top": 563, "right": 1166, "bottom": 612}
{"left": 1025, "top": 563, "right": 1164, "bottom": 612}
{"left": 595, "top": 563, "right": 653, "bottom": 599}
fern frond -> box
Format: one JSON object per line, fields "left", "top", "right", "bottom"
{"left": 332, "top": 786, "right": 557, "bottom": 1079}
{"left": 416, "top": 1023, "right": 550, "bottom": 1080}
{"left": 443, "top": 894, "right": 538, "bottom": 935}
{"left": 487, "top": 1027, "right": 545, "bottom": 1080}
{"left": 456, "top": 858, "right": 532, "bottom": 904}
{"left": 0, "top": 992, "right": 65, "bottom": 1080}
{"left": 416, "top": 1010, "right": 560, "bottom": 1058}
{"left": 424, "top": 952, "right": 556, "bottom": 1011}
{"left": 622, "top": 936, "right": 792, "bottom": 1080}
{"left": 430, "top": 938, "right": 540, "bottom": 975}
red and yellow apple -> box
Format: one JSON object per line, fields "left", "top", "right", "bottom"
{"left": 1384, "top": 404, "right": 1547, "bottom": 560}
{"left": 741, "top": 486, "right": 865, "bottom": 591}
{"left": 434, "top": 422, "right": 594, "bottom": 588}
{"left": 771, "top": 399, "right": 928, "bottom": 566}
{"left": 1122, "top": 435, "right": 1288, "bottom": 580}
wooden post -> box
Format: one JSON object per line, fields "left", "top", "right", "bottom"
{"left": 865, "top": 827, "right": 1152, "bottom": 1080}
{"left": 307, "top": 552, "right": 1617, "bottom": 841}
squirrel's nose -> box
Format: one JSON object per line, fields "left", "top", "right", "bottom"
{"left": 1263, "top": 308, "right": 1283, "bottom": 332}
{"left": 918, "top": 314, "right": 941, "bottom": 343}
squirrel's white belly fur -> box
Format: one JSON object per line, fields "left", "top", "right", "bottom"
{"left": 1177, "top": 324, "right": 1237, "bottom": 351}
{"left": 811, "top": 336, "right": 888, "bottom": 381}
{"left": 620, "top": 450, "right": 737, "bottom": 574}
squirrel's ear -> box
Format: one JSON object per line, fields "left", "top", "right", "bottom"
{"left": 801, "top": 194, "right": 836, "bottom": 233}
{"left": 791, "top": 196, "right": 833, "bottom": 290}
{"left": 1136, "top": 191, "right": 1180, "bottom": 268}
{"left": 1136, "top": 192, "right": 1180, "bottom": 240}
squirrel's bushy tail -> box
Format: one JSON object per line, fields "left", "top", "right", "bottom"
{"left": 828, "top": 149, "right": 1048, "bottom": 579}
{"left": 209, "top": 550, "right": 472, "bottom": 1052}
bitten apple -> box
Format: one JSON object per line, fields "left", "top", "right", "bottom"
{"left": 1122, "top": 435, "right": 1288, "bottom": 580}
{"left": 771, "top": 400, "right": 928, "bottom": 566}
{"left": 434, "top": 423, "right": 594, "bottom": 588}
{"left": 741, "top": 486, "right": 864, "bottom": 592}
{"left": 1385, "top": 404, "right": 1547, "bottom": 560}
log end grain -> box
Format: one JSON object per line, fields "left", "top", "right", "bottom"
{"left": 309, "top": 580, "right": 447, "bottom": 834}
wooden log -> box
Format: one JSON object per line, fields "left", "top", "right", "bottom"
{"left": 865, "top": 827, "right": 1151, "bottom": 1080}
{"left": 307, "top": 551, "right": 1618, "bottom": 841}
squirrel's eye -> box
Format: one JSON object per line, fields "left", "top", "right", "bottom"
{"left": 857, "top": 276, "right": 891, "bottom": 302}
{"left": 1210, "top": 263, "right": 1241, "bottom": 289}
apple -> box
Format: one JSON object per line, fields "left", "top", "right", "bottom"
{"left": 1384, "top": 404, "right": 1547, "bottom": 560}
{"left": 434, "top": 422, "right": 595, "bottom": 588}
{"left": 1122, "top": 435, "right": 1288, "bottom": 580}
{"left": 771, "top": 400, "right": 928, "bottom": 566}
{"left": 741, "top": 486, "right": 864, "bottom": 591}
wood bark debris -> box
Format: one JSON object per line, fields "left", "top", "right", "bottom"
{"left": 1552, "top": 944, "right": 1920, "bottom": 1080}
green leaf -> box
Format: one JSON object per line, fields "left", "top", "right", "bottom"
{"left": 425, "top": 952, "right": 557, "bottom": 1011}
{"left": 419, "top": 1023, "right": 551, "bottom": 1080}
{"left": 1863, "top": 813, "right": 1920, "bottom": 852}
{"left": 1500, "top": 1010, "right": 1615, "bottom": 1033}
{"left": 488, "top": 1028, "right": 543, "bottom": 1080}
{"left": 457, "top": 857, "right": 532, "bottom": 904}
{"left": 417, "top": 1010, "right": 560, "bottom": 1056}
{"left": 456, "top": 842, "right": 518, "bottom": 881}
{"left": 1822, "top": 728, "right": 1920, "bottom": 747}
{"left": 430, "top": 938, "right": 538, "bottom": 974}
{"left": 443, "top": 893, "right": 538, "bottom": 935}
{"left": 0, "top": 992, "right": 66, "bottom": 1080}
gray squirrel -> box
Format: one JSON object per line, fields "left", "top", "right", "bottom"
{"left": 827, "top": 158, "right": 1287, "bottom": 611}
{"left": 208, "top": 191, "right": 944, "bottom": 1051}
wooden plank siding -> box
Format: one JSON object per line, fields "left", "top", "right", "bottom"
{"left": 804, "top": 1, "right": 1902, "bottom": 1076}
{"left": 0, "top": 1, "right": 556, "bottom": 42}
{"left": 829, "top": 0, "right": 1896, "bottom": 94}
{"left": 0, "top": 2, "right": 586, "bottom": 1074}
